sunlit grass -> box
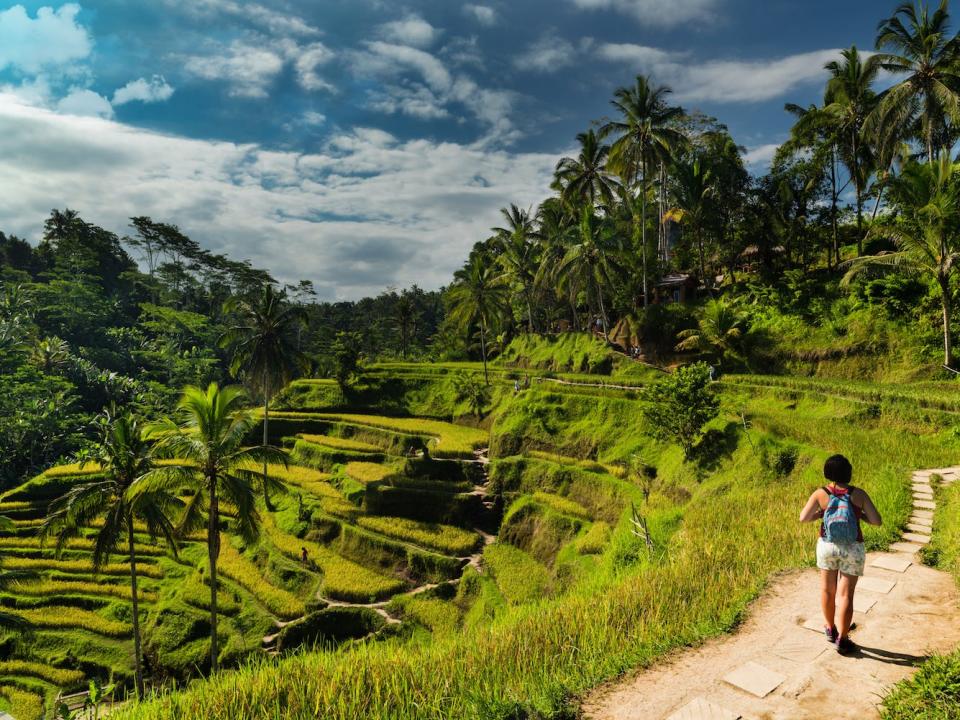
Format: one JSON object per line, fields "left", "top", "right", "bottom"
{"left": 355, "top": 516, "right": 480, "bottom": 556}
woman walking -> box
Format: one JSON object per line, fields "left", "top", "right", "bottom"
{"left": 799, "top": 454, "right": 882, "bottom": 654}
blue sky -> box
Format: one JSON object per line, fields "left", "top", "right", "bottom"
{"left": 0, "top": 0, "right": 890, "bottom": 298}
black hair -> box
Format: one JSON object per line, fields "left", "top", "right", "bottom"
{"left": 823, "top": 454, "right": 853, "bottom": 485}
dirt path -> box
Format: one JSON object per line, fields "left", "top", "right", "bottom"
{"left": 583, "top": 467, "right": 960, "bottom": 720}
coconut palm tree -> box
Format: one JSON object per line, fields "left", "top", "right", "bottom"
{"left": 43, "top": 411, "right": 182, "bottom": 699}
{"left": 554, "top": 129, "right": 618, "bottom": 209}
{"left": 534, "top": 199, "right": 578, "bottom": 327}
{"left": 675, "top": 299, "right": 747, "bottom": 366}
{"left": 144, "top": 384, "right": 285, "bottom": 672}
{"left": 667, "top": 158, "right": 716, "bottom": 284}
{"left": 871, "top": 1, "right": 960, "bottom": 162}
{"left": 825, "top": 46, "right": 881, "bottom": 255}
{"left": 601, "top": 76, "right": 687, "bottom": 307}
{"left": 493, "top": 205, "right": 539, "bottom": 333}
{"left": 447, "top": 253, "right": 511, "bottom": 384}
{"left": 393, "top": 293, "right": 418, "bottom": 359}
{"left": 557, "top": 207, "right": 625, "bottom": 340}
{"left": 844, "top": 155, "right": 960, "bottom": 368}
{"left": 221, "top": 285, "right": 307, "bottom": 508}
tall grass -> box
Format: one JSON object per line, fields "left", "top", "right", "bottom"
{"left": 217, "top": 541, "right": 305, "bottom": 619}
{"left": 14, "top": 579, "right": 157, "bottom": 603}
{"left": 355, "top": 516, "right": 480, "bottom": 556}
{"left": 0, "top": 686, "right": 44, "bottom": 720}
{"left": 0, "top": 660, "right": 85, "bottom": 686}
{"left": 8, "top": 607, "right": 130, "bottom": 638}
{"left": 2, "top": 556, "right": 163, "bottom": 579}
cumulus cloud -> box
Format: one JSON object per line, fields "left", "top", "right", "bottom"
{"left": 162, "top": 0, "right": 320, "bottom": 37}
{"left": 743, "top": 143, "right": 780, "bottom": 170}
{"left": 112, "top": 75, "right": 175, "bottom": 105}
{"left": 377, "top": 14, "right": 439, "bottom": 48}
{"left": 55, "top": 88, "right": 113, "bottom": 119}
{"left": 515, "top": 34, "right": 578, "bottom": 73}
{"left": 0, "top": 94, "right": 557, "bottom": 299}
{"left": 463, "top": 4, "right": 497, "bottom": 26}
{"left": 567, "top": 0, "right": 717, "bottom": 26}
{"left": 0, "top": 3, "right": 92, "bottom": 73}
{"left": 595, "top": 43, "right": 843, "bottom": 103}
{"left": 182, "top": 40, "right": 285, "bottom": 98}
{"left": 294, "top": 42, "right": 335, "bottom": 92}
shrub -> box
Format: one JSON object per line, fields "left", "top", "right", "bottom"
{"left": 356, "top": 516, "right": 481, "bottom": 556}
{"left": 641, "top": 363, "right": 719, "bottom": 457}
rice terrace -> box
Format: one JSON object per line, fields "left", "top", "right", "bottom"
{"left": 4, "top": 0, "right": 960, "bottom": 719}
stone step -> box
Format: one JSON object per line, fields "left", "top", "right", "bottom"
{"left": 665, "top": 697, "right": 741, "bottom": 720}
{"left": 913, "top": 509, "right": 934, "bottom": 520}
{"left": 915, "top": 500, "right": 936, "bottom": 510}
{"left": 852, "top": 592, "right": 879, "bottom": 613}
{"left": 907, "top": 522, "right": 931, "bottom": 534}
{"left": 723, "top": 661, "right": 785, "bottom": 699}
{"left": 888, "top": 541, "right": 923, "bottom": 554}
{"left": 858, "top": 575, "right": 896, "bottom": 594}
{"left": 871, "top": 555, "right": 912, "bottom": 573}
{"left": 909, "top": 516, "right": 932, "bottom": 528}
{"left": 902, "top": 532, "right": 931, "bottom": 545}
{"left": 913, "top": 492, "right": 934, "bottom": 502}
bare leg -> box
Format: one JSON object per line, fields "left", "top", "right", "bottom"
{"left": 820, "top": 569, "right": 838, "bottom": 631}
{"left": 837, "top": 573, "right": 859, "bottom": 639}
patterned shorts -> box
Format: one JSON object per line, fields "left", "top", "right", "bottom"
{"left": 816, "top": 538, "right": 866, "bottom": 577}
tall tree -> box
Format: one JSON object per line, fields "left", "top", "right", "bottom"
{"left": 844, "top": 155, "right": 960, "bottom": 368}
{"left": 872, "top": 0, "right": 960, "bottom": 162}
{"left": 554, "top": 129, "right": 618, "bottom": 209}
{"left": 393, "top": 293, "right": 418, "bottom": 359}
{"left": 493, "top": 205, "right": 539, "bottom": 333}
{"left": 557, "top": 207, "right": 625, "bottom": 340}
{"left": 145, "top": 384, "right": 285, "bottom": 672}
{"left": 602, "top": 76, "right": 686, "bottom": 307}
{"left": 825, "top": 46, "right": 881, "bottom": 255}
{"left": 43, "top": 412, "right": 182, "bottom": 699}
{"left": 667, "top": 158, "right": 716, "bottom": 284}
{"left": 447, "top": 253, "right": 511, "bottom": 384}
{"left": 221, "top": 285, "right": 307, "bottom": 508}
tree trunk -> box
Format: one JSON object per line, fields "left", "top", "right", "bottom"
{"left": 697, "top": 230, "right": 707, "bottom": 289}
{"left": 128, "top": 518, "right": 145, "bottom": 700}
{"left": 853, "top": 129, "right": 865, "bottom": 257}
{"left": 262, "top": 375, "right": 272, "bottom": 511}
{"left": 941, "top": 276, "right": 954, "bottom": 369}
{"left": 641, "top": 162, "right": 649, "bottom": 308}
{"left": 479, "top": 321, "right": 489, "bottom": 385}
{"left": 525, "top": 287, "right": 535, "bottom": 334}
{"left": 207, "top": 475, "right": 220, "bottom": 673}
{"left": 596, "top": 282, "right": 609, "bottom": 342}
{"left": 830, "top": 150, "right": 839, "bottom": 268}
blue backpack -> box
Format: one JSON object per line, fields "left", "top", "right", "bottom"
{"left": 822, "top": 487, "right": 859, "bottom": 543}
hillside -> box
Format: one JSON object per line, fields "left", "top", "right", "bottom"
{"left": 3, "top": 340, "right": 948, "bottom": 720}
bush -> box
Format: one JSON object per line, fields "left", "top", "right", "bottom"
{"left": 641, "top": 363, "right": 719, "bottom": 457}
{"left": 276, "top": 607, "right": 385, "bottom": 652}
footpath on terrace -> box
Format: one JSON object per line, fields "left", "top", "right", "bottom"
{"left": 583, "top": 467, "right": 960, "bottom": 720}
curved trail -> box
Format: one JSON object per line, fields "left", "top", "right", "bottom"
{"left": 583, "top": 467, "right": 960, "bottom": 720}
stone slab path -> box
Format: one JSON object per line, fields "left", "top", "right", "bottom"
{"left": 583, "top": 468, "right": 960, "bottom": 720}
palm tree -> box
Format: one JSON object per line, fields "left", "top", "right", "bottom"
{"left": 447, "top": 253, "right": 511, "bottom": 384}
{"left": 601, "top": 76, "right": 686, "bottom": 307}
{"left": 393, "top": 294, "right": 418, "bottom": 358}
{"left": 144, "top": 384, "right": 285, "bottom": 672}
{"left": 844, "top": 155, "right": 960, "bottom": 368}
{"left": 871, "top": 1, "right": 960, "bottom": 162}
{"left": 825, "top": 46, "right": 881, "bottom": 255}
{"left": 554, "top": 129, "right": 618, "bottom": 209}
{"left": 675, "top": 299, "right": 746, "bottom": 366}
{"left": 667, "top": 158, "right": 716, "bottom": 284}
{"left": 493, "top": 205, "right": 539, "bottom": 333}
{"left": 43, "top": 411, "right": 182, "bottom": 699}
{"left": 557, "top": 207, "right": 625, "bottom": 340}
{"left": 534, "top": 199, "right": 578, "bottom": 328}
{"left": 221, "top": 285, "right": 306, "bottom": 508}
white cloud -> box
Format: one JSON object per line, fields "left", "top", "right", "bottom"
{"left": 515, "top": 34, "right": 577, "bottom": 73}
{"left": 743, "top": 143, "right": 780, "bottom": 170}
{"left": 302, "top": 111, "right": 326, "bottom": 126}
{"left": 0, "top": 3, "right": 92, "bottom": 73}
{"left": 164, "top": 0, "right": 320, "bottom": 37}
{"left": 182, "top": 41, "right": 285, "bottom": 98}
{"left": 463, "top": 4, "right": 497, "bottom": 26}
{"left": 55, "top": 88, "right": 113, "bottom": 119}
{"left": 294, "top": 42, "right": 335, "bottom": 92}
{"left": 112, "top": 75, "right": 175, "bottom": 105}
{"left": 595, "top": 44, "right": 843, "bottom": 103}
{"left": 0, "top": 95, "right": 558, "bottom": 299}
{"left": 378, "top": 14, "right": 439, "bottom": 48}
{"left": 352, "top": 42, "right": 453, "bottom": 92}
{"left": 567, "top": 0, "right": 716, "bottom": 26}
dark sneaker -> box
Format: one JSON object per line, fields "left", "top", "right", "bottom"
{"left": 824, "top": 625, "right": 838, "bottom": 643}
{"left": 836, "top": 636, "right": 856, "bottom": 655}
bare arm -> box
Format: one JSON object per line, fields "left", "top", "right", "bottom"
{"left": 799, "top": 490, "right": 825, "bottom": 523}
{"left": 856, "top": 490, "right": 882, "bottom": 526}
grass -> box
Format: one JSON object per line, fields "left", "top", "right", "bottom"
{"left": 343, "top": 462, "right": 396, "bottom": 485}
{"left": 8, "top": 607, "right": 130, "bottom": 637}
{"left": 484, "top": 544, "right": 553, "bottom": 605}
{"left": 880, "top": 651, "right": 960, "bottom": 719}
{"left": 0, "top": 685, "right": 44, "bottom": 720}
{"left": 298, "top": 435, "right": 382, "bottom": 453}
{"left": 14, "top": 579, "right": 157, "bottom": 603}
{"left": 2, "top": 556, "right": 164, "bottom": 579}
{"left": 355, "top": 516, "right": 481, "bottom": 556}
{"left": 0, "top": 536, "right": 166, "bottom": 556}
{"left": 0, "top": 660, "right": 84, "bottom": 687}
{"left": 217, "top": 541, "right": 305, "bottom": 620}
{"left": 260, "top": 511, "right": 407, "bottom": 603}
